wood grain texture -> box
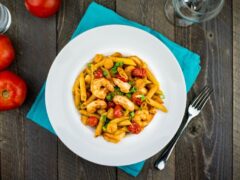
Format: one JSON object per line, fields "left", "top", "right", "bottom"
{"left": 175, "top": 0, "right": 233, "bottom": 179}
{"left": 233, "top": 0, "right": 240, "bottom": 179}
{"left": 116, "top": 0, "right": 175, "bottom": 179}
{"left": 0, "top": 0, "right": 236, "bottom": 179}
{"left": 56, "top": 1, "right": 116, "bottom": 180}
{"left": 1, "top": 1, "right": 58, "bottom": 180}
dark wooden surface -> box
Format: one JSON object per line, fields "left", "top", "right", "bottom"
{"left": 0, "top": 0, "right": 238, "bottom": 179}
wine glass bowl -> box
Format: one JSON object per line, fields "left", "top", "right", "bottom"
{"left": 165, "top": 0, "right": 225, "bottom": 27}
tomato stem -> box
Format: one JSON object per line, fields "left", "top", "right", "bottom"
{"left": 2, "top": 90, "right": 9, "bottom": 98}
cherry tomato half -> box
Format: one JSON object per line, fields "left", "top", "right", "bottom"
{"left": 132, "top": 93, "right": 143, "bottom": 106}
{"left": 94, "top": 68, "right": 103, "bottom": 79}
{"left": 0, "top": 35, "right": 15, "bottom": 71}
{"left": 132, "top": 68, "right": 146, "bottom": 78}
{"left": 0, "top": 71, "right": 27, "bottom": 111}
{"left": 128, "top": 122, "right": 141, "bottom": 134}
{"left": 87, "top": 116, "right": 99, "bottom": 127}
{"left": 113, "top": 104, "right": 123, "bottom": 118}
{"left": 107, "top": 101, "right": 115, "bottom": 109}
{"left": 116, "top": 73, "right": 127, "bottom": 82}
{"left": 25, "top": 0, "right": 61, "bottom": 18}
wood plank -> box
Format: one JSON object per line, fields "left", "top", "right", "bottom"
{"left": 116, "top": 0, "right": 175, "bottom": 179}
{"left": 0, "top": 0, "right": 58, "bottom": 180}
{"left": 56, "top": 1, "right": 116, "bottom": 180}
{"left": 233, "top": 0, "right": 240, "bottom": 179}
{"left": 175, "top": 0, "right": 233, "bottom": 179}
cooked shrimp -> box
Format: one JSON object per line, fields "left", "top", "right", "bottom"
{"left": 113, "top": 95, "right": 135, "bottom": 111}
{"left": 91, "top": 78, "right": 114, "bottom": 99}
{"left": 86, "top": 100, "right": 107, "bottom": 113}
{"left": 103, "top": 130, "right": 126, "bottom": 143}
{"left": 133, "top": 110, "right": 149, "bottom": 122}
{"left": 112, "top": 78, "right": 131, "bottom": 93}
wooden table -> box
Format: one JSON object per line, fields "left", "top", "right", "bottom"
{"left": 0, "top": 0, "right": 239, "bottom": 179}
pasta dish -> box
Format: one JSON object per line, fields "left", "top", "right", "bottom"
{"left": 72, "top": 52, "right": 167, "bottom": 143}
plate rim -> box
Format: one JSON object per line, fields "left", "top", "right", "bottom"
{"left": 45, "top": 24, "right": 187, "bottom": 166}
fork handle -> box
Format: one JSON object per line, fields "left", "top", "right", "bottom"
{"left": 154, "top": 115, "right": 193, "bottom": 170}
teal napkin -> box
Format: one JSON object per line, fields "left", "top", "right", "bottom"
{"left": 27, "top": 2, "right": 201, "bottom": 177}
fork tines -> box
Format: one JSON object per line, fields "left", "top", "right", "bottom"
{"left": 191, "top": 86, "right": 213, "bottom": 110}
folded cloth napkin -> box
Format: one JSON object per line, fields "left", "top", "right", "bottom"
{"left": 27, "top": 2, "right": 201, "bottom": 177}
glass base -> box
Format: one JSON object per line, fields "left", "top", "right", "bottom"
{"left": 164, "top": 0, "right": 193, "bottom": 27}
{"left": 0, "top": 4, "right": 11, "bottom": 34}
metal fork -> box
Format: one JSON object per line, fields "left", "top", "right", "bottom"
{"left": 154, "top": 86, "right": 213, "bottom": 170}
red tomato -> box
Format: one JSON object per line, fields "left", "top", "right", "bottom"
{"left": 87, "top": 116, "right": 99, "bottom": 127}
{"left": 132, "top": 93, "right": 143, "bottom": 106}
{"left": 116, "top": 73, "right": 127, "bottom": 82}
{"left": 132, "top": 68, "right": 146, "bottom": 78}
{"left": 0, "top": 35, "right": 15, "bottom": 71}
{"left": 25, "top": 0, "right": 61, "bottom": 18}
{"left": 114, "top": 105, "right": 123, "bottom": 118}
{"left": 128, "top": 122, "right": 141, "bottom": 134}
{"left": 0, "top": 71, "right": 27, "bottom": 111}
{"left": 94, "top": 68, "right": 103, "bottom": 79}
{"left": 107, "top": 101, "right": 115, "bottom": 109}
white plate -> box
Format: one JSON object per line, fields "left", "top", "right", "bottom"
{"left": 46, "top": 25, "right": 186, "bottom": 166}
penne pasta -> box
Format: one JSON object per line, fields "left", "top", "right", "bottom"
{"left": 112, "top": 57, "right": 137, "bottom": 66}
{"left": 84, "top": 74, "right": 91, "bottom": 84}
{"left": 146, "top": 68, "right": 159, "bottom": 85}
{"left": 129, "top": 56, "right": 143, "bottom": 66}
{"left": 95, "top": 114, "right": 107, "bottom": 137}
{"left": 146, "top": 84, "right": 158, "bottom": 98}
{"left": 124, "top": 110, "right": 129, "bottom": 116}
{"left": 74, "top": 91, "right": 81, "bottom": 108}
{"left": 79, "top": 110, "right": 100, "bottom": 118}
{"left": 93, "top": 58, "right": 106, "bottom": 70}
{"left": 104, "top": 57, "right": 114, "bottom": 69}
{"left": 110, "top": 117, "right": 129, "bottom": 124}
{"left": 80, "top": 72, "right": 87, "bottom": 101}
{"left": 110, "top": 52, "right": 123, "bottom": 57}
{"left": 146, "top": 97, "right": 168, "bottom": 112}
{"left": 93, "top": 54, "right": 104, "bottom": 63}
{"left": 118, "top": 120, "right": 131, "bottom": 126}
{"left": 81, "top": 116, "right": 88, "bottom": 125}
{"left": 72, "top": 53, "right": 168, "bottom": 143}
{"left": 72, "top": 74, "right": 80, "bottom": 93}
{"left": 107, "top": 108, "right": 114, "bottom": 119}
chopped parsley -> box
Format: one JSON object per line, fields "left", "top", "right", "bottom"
{"left": 110, "top": 62, "right": 123, "bottom": 75}
{"left": 106, "top": 92, "right": 114, "bottom": 101}
{"left": 140, "top": 95, "right": 146, "bottom": 101}
{"left": 110, "top": 66, "right": 118, "bottom": 74}
{"left": 87, "top": 63, "right": 92, "bottom": 68}
{"left": 103, "top": 70, "right": 108, "bottom": 77}
{"left": 115, "top": 62, "right": 123, "bottom": 67}
{"left": 130, "top": 111, "right": 135, "bottom": 118}
{"left": 126, "top": 93, "right": 132, "bottom": 99}
{"left": 129, "top": 87, "right": 137, "bottom": 93}
{"left": 114, "top": 86, "right": 124, "bottom": 95}
{"left": 114, "top": 86, "right": 120, "bottom": 92}
{"left": 128, "top": 81, "right": 134, "bottom": 86}
{"left": 100, "top": 115, "right": 107, "bottom": 123}
{"left": 102, "top": 118, "right": 110, "bottom": 131}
